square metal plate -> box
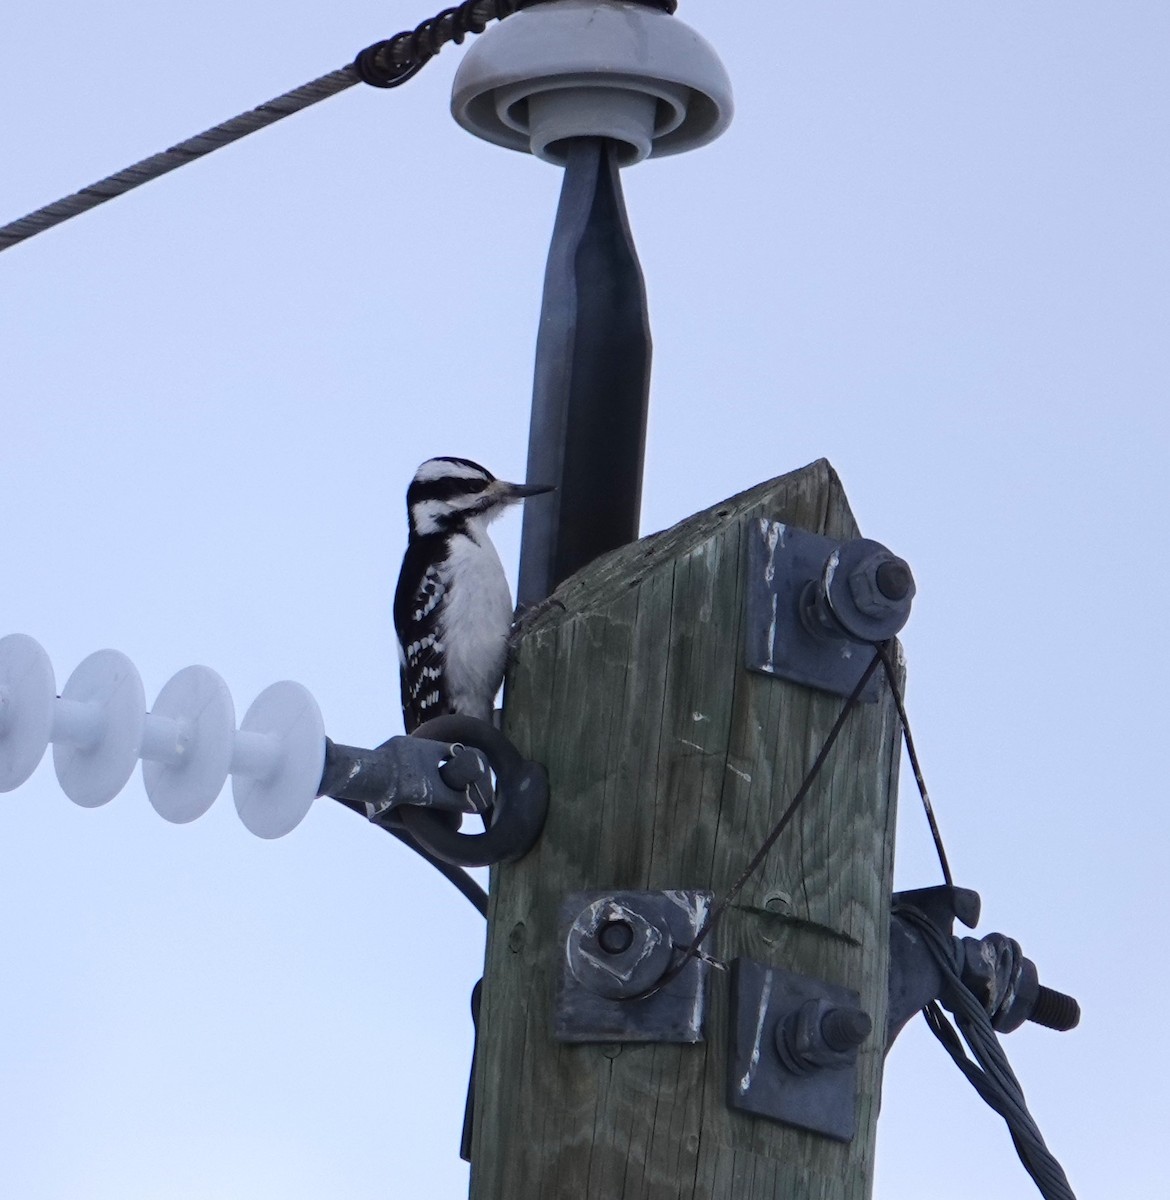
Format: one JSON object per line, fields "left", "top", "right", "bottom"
{"left": 554, "top": 889, "right": 711, "bottom": 1044}
{"left": 728, "top": 957, "right": 864, "bottom": 1142}
{"left": 744, "top": 520, "right": 880, "bottom": 702}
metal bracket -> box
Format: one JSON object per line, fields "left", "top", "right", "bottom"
{"left": 319, "top": 715, "right": 549, "bottom": 868}
{"left": 744, "top": 520, "right": 916, "bottom": 701}
{"left": 319, "top": 733, "right": 483, "bottom": 818}
{"left": 886, "top": 885, "right": 980, "bottom": 1049}
{"left": 728, "top": 958, "right": 873, "bottom": 1142}
{"left": 554, "top": 889, "right": 711, "bottom": 1043}
{"left": 886, "top": 885, "right": 1081, "bottom": 1051}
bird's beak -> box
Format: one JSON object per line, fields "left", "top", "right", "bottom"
{"left": 499, "top": 480, "right": 555, "bottom": 501}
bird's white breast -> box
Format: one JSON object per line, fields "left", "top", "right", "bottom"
{"left": 437, "top": 521, "right": 513, "bottom": 722}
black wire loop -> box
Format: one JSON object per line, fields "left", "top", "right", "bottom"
{"left": 353, "top": 43, "right": 427, "bottom": 89}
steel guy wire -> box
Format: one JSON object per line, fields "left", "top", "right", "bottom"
{"left": 875, "top": 638, "right": 954, "bottom": 887}
{"left": 0, "top": 0, "right": 517, "bottom": 254}
{"left": 895, "top": 902, "right": 1078, "bottom": 1200}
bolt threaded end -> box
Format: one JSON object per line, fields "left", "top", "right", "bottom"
{"left": 1029, "top": 986, "right": 1080, "bottom": 1031}
{"left": 875, "top": 558, "right": 913, "bottom": 601}
{"left": 597, "top": 918, "right": 635, "bottom": 955}
{"left": 820, "top": 1006, "right": 873, "bottom": 1053}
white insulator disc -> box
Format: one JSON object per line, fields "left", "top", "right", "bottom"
{"left": 143, "top": 666, "right": 236, "bottom": 824}
{"left": 0, "top": 634, "right": 56, "bottom": 791}
{"left": 232, "top": 681, "right": 325, "bottom": 839}
{"left": 451, "top": 0, "right": 733, "bottom": 164}
{"left": 54, "top": 650, "right": 145, "bottom": 808}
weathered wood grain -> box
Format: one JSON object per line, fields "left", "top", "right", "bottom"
{"left": 470, "top": 460, "right": 902, "bottom": 1200}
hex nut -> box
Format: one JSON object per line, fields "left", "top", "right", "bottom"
{"left": 566, "top": 897, "right": 673, "bottom": 1000}
{"left": 848, "top": 552, "right": 916, "bottom": 619}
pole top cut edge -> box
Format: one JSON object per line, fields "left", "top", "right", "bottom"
{"left": 515, "top": 459, "right": 858, "bottom": 638}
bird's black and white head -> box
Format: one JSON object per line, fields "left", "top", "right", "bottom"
{"left": 406, "top": 457, "right": 551, "bottom": 539}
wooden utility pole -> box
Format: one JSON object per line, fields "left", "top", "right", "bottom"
{"left": 470, "top": 459, "right": 903, "bottom": 1199}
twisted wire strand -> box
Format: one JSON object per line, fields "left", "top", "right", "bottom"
{"left": 875, "top": 639, "right": 954, "bottom": 886}
{"left": 0, "top": 68, "right": 360, "bottom": 253}
{"left": 0, "top": 0, "right": 513, "bottom": 254}
{"left": 354, "top": 0, "right": 507, "bottom": 86}
{"left": 896, "top": 904, "right": 1078, "bottom": 1200}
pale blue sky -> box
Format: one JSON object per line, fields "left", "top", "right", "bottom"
{"left": 1, "top": 3, "right": 1167, "bottom": 1197}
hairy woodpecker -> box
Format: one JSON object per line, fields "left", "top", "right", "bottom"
{"left": 394, "top": 457, "right": 552, "bottom": 733}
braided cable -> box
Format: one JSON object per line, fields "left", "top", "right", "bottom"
{"left": 0, "top": 1, "right": 516, "bottom": 254}
{"left": 354, "top": 1, "right": 509, "bottom": 86}
{"left": 0, "top": 68, "right": 359, "bottom": 253}
{"left": 896, "top": 903, "right": 1078, "bottom": 1200}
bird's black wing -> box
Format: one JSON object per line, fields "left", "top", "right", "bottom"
{"left": 393, "top": 537, "right": 451, "bottom": 733}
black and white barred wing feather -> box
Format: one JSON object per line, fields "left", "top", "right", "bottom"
{"left": 394, "top": 541, "right": 449, "bottom": 732}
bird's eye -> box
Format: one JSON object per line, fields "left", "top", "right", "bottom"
{"left": 411, "top": 477, "right": 491, "bottom": 505}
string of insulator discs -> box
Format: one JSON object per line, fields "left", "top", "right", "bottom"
{"left": 0, "top": 633, "right": 324, "bottom": 838}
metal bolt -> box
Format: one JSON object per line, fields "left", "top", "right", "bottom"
{"left": 598, "top": 918, "right": 635, "bottom": 955}
{"left": 777, "top": 998, "right": 872, "bottom": 1073}
{"left": 438, "top": 743, "right": 491, "bottom": 790}
{"left": 1029, "top": 987, "right": 1080, "bottom": 1032}
{"left": 566, "top": 898, "right": 673, "bottom": 999}
{"left": 956, "top": 933, "right": 1081, "bottom": 1034}
{"left": 875, "top": 559, "right": 913, "bottom": 601}
{"left": 820, "top": 1006, "right": 872, "bottom": 1053}
{"left": 848, "top": 552, "right": 916, "bottom": 620}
